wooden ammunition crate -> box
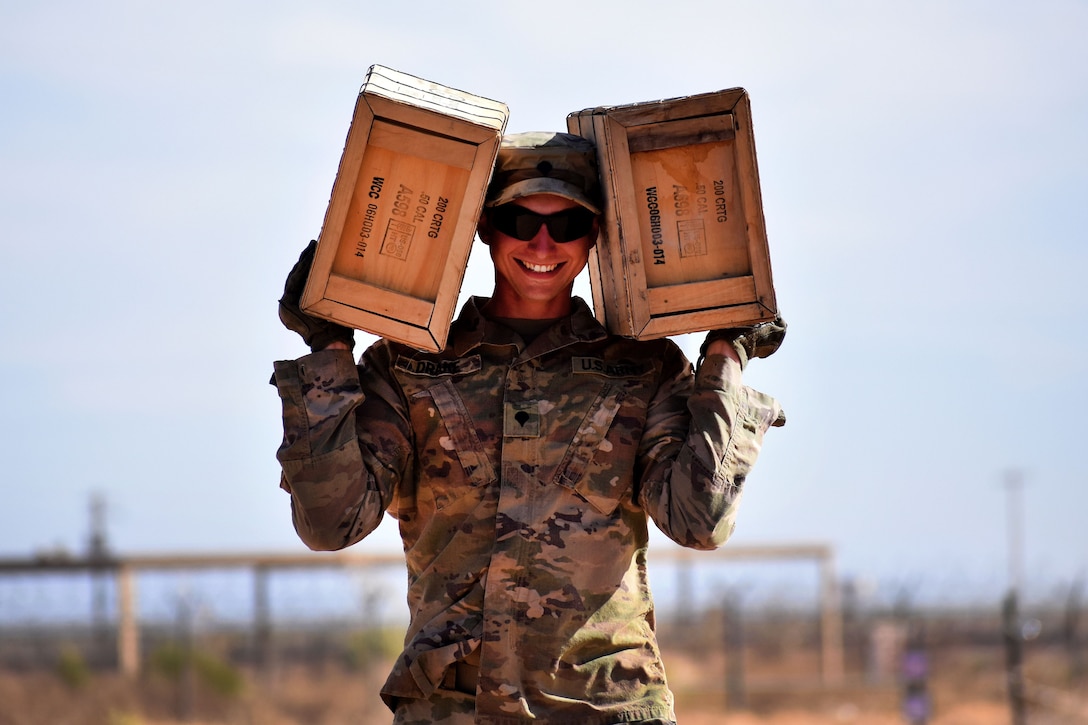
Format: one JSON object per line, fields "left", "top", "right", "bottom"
{"left": 301, "top": 65, "right": 509, "bottom": 352}
{"left": 567, "top": 88, "right": 777, "bottom": 339}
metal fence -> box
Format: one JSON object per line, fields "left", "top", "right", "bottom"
{"left": 1, "top": 547, "right": 1085, "bottom": 723}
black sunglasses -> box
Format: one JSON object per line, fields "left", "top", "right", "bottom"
{"left": 488, "top": 204, "right": 596, "bottom": 243}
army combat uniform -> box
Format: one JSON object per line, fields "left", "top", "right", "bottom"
{"left": 272, "top": 296, "right": 783, "bottom": 724}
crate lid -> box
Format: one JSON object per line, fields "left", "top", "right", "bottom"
{"left": 362, "top": 64, "right": 509, "bottom": 132}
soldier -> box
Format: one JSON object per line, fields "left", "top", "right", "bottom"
{"left": 273, "top": 132, "right": 786, "bottom": 724}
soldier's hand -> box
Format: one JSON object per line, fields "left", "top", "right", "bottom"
{"left": 699, "top": 316, "right": 787, "bottom": 370}
{"left": 278, "top": 240, "right": 356, "bottom": 352}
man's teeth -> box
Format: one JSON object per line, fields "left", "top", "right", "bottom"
{"left": 522, "top": 261, "right": 559, "bottom": 273}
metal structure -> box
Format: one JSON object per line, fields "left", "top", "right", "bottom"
{"left": 0, "top": 543, "right": 844, "bottom": 683}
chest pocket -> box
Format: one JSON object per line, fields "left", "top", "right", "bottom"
{"left": 397, "top": 354, "right": 496, "bottom": 511}
{"left": 415, "top": 380, "right": 496, "bottom": 490}
{"left": 552, "top": 383, "right": 629, "bottom": 515}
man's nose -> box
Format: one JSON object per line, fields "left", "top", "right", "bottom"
{"left": 526, "top": 223, "right": 557, "bottom": 251}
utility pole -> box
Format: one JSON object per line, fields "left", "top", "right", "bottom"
{"left": 88, "top": 492, "right": 109, "bottom": 561}
{"left": 1005, "top": 470, "right": 1025, "bottom": 595}
{"left": 88, "top": 492, "right": 111, "bottom": 666}
{"left": 1002, "top": 469, "right": 1028, "bottom": 725}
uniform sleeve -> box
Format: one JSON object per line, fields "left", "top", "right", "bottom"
{"left": 637, "top": 350, "right": 784, "bottom": 550}
{"left": 271, "top": 346, "right": 411, "bottom": 551}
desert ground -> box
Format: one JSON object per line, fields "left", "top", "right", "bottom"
{"left": 1, "top": 645, "right": 1082, "bottom": 725}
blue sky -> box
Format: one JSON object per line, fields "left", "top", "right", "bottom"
{"left": 2, "top": 1, "right": 1085, "bottom": 605}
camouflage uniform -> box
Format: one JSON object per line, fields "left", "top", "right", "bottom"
{"left": 272, "top": 295, "right": 783, "bottom": 724}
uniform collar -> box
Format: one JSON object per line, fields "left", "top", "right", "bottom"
{"left": 449, "top": 296, "right": 608, "bottom": 358}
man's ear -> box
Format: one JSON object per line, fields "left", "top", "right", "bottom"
{"left": 588, "top": 217, "right": 600, "bottom": 248}
{"left": 476, "top": 211, "right": 492, "bottom": 245}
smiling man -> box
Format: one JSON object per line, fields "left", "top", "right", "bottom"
{"left": 273, "top": 131, "right": 786, "bottom": 724}
{"left": 478, "top": 192, "right": 595, "bottom": 319}
{"left": 475, "top": 133, "right": 601, "bottom": 322}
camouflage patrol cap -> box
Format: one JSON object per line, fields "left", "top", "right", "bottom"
{"left": 484, "top": 132, "right": 603, "bottom": 214}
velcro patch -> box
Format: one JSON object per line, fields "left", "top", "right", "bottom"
{"left": 504, "top": 401, "right": 540, "bottom": 438}
{"left": 396, "top": 355, "right": 481, "bottom": 377}
{"left": 572, "top": 357, "right": 651, "bottom": 378}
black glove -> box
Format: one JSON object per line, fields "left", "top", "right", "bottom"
{"left": 699, "top": 316, "right": 787, "bottom": 369}
{"left": 278, "top": 240, "right": 355, "bottom": 352}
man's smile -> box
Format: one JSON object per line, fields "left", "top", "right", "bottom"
{"left": 518, "top": 260, "right": 562, "bottom": 274}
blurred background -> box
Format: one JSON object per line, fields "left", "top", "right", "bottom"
{"left": 1, "top": 1, "right": 1085, "bottom": 722}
